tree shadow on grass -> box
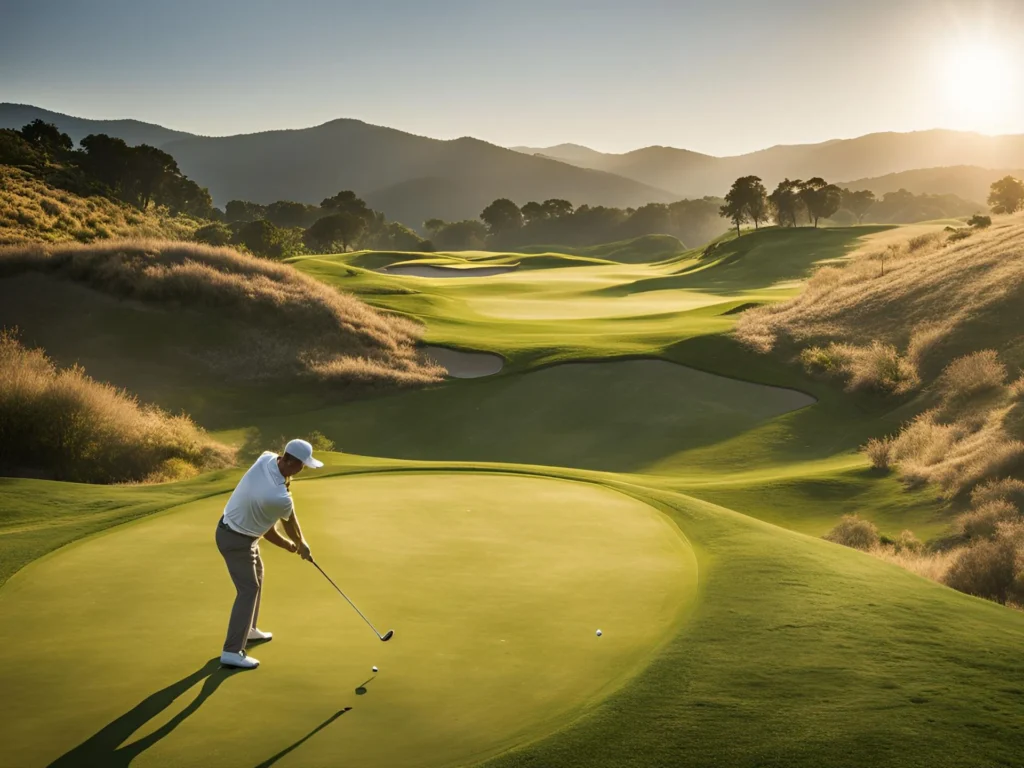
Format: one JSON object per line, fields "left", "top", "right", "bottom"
{"left": 48, "top": 658, "right": 241, "bottom": 767}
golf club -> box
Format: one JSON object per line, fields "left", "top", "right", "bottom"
{"left": 310, "top": 559, "right": 394, "bottom": 642}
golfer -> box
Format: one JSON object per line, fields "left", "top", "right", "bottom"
{"left": 215, "top": 438, "right": 323, "bottom": 669}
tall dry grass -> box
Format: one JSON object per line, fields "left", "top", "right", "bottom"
{"left": 737, "top": 219, "right": 1024, "bottom": 368}
{"left": 0, "top": 239, "right": 445, "bottom": 388}
{"left": 0, "top": 330, "right": 233, "bottom": 483}
{"left": 0, "top": 166, "right": 199, "bottom": 245}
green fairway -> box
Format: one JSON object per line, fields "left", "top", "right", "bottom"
{"left": 0, "top": 473, "right": 694, "bottom": 768}
{"left": 4, "top": 225, "right": 1024, "bottom": 768}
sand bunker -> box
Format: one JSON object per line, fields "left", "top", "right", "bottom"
{"left": 382, "top": 265, "right": 518, "bottom": 278}
{"left": 424, "top": 346, "right": 504, "bottom": 378}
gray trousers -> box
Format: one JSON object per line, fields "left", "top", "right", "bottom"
{"left": 215, "top": 520, "right": 264, "bottom": 653}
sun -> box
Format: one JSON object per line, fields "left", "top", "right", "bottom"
{"left": 940, "top": 38, "right": 1015, "bottom": 132}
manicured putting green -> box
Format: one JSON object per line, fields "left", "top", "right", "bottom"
{"left": 0, "top": 472, "right": 694, "bottom": 768}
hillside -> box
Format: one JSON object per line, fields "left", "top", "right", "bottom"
{"left": 0, "top": 105, "right": 678, "bottom": 227}
{"left": 838, "top": 165, "right": 1024, "bottom": 205}
{"left": 0, "top": 165, "right": 201, "bottom": 245}
{"left": 0, "top": 103, "right": 192, "bottom": 148}
{"left": 0, "top": 240, "right": 443, "bottom": 422}
{"left": 515, "top": 130, "right": 1024, "bottom": 197}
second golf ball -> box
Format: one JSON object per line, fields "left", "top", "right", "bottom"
{"left": 372, "top": 666, "right": 378, "bottom": 672}
{"left": 596, "top": 629, "right": 602, "bottom": 637}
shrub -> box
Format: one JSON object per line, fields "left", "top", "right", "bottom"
{"left": 895, "top": 529, "right": 923, "bottom": 554}
{"left": 944, "top": 538, "right": 1019, "bottom": 604}
{"left": 947, "top": 228, "right": 972, "bottom": 242}
{"left": 907, "top": 232, "right": 942, "bottom": 252}
{"left": 194, "top": 222, "right": 232, "bottom": 246}
{"left": 0, "top": 330, "right": 234, "bottom": 483}
{"left": 801, "top": 344, "right": 852, "bottom": 374}
{"left": 971, "top": 477, "right": 1024, "bottom": 510}
{"left": 847, "top": 341, "right": 918, "bottom": 393}
{"left": 863, "top": 437, "right": 893, "bottom": 470}
{"left": 306, "top": 430, "right": 335, "bottom": 452}
{"left": 939, "top": 350, "right": 1006, "bottom": 400}
{"left": 955, "top": 500, "right": 1019, "bottom": 539}
{"left": 968, "top": 214, "right": 992, "bottom": 228}
{"left": 824, "top": 514, "right": 880, "bottom": 551}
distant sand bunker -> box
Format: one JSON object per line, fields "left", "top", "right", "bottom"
{"left": 382, "top": 265, "right": 518, "bottom": 278}
{"left": 424, "top": 346, "right": 504, "bottom": 378}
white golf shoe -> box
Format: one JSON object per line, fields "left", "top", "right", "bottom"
{"left": 220, "top": 650, "right": 259, "bottom": 669}
{"left": 248, "top": 627, "right": 273, "bottom": 642}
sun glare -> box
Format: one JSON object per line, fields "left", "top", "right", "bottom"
{"left": 941, "top": 38, "right": 1015, "bottom": 132}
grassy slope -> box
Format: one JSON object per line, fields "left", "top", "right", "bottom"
{"left": 3, "top": 223, "right": 1023, "bottom": 767}
{"left": 0, "top": 165, "right": 200, "bottom": 245}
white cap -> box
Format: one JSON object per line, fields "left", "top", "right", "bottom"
{"left": 283, "top": 438, "right": 324, "bottom": 469}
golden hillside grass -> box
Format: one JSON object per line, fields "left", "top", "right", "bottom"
{"left": 740, "top": 218, "right": 1024, "bottom": 498}
{"left": 0, "top": 165, "right": 200, "bottom": 245}
{"left": 737, "top": 218, "right": 1024, "bottom": 376}
{"left": 0, "top": 330, "right": 233, "bottom": 483}
{"left": 0, "top": 239, "right": 445, "bottom": 388}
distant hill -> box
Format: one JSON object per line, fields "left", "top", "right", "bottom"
{"left": 0, "top": 103, "right": 193, "bottom": 148}
{"left": 515, "top": 130, "right": 1024, "bottom": 197}
{"left": 837, "top": 165, "right": 1024, "bottom": 205}
{"left": 9, "top": 103, "right": 1024, "bottom": 226}
{"left": 0, "top": 105, "right": 677, "bottom": 227}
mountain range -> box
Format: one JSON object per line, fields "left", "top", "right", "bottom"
{"left": 4, "top": 103, "right": 1023, "bottom": 226}
{"left": 514, "top": 132, "right": 1024, "bottom": 200}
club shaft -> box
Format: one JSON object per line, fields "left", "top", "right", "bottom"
{"left": 311, "top": 560, "right": 383, "bottom": 638}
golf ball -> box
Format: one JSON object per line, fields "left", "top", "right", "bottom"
{"left": 372, "top": 666, "right": 378, "bottom": 673}
{"left": 596, "top": 629, "right": 602, "bottom": 637}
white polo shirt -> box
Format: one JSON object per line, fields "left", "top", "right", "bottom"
{"left": 222, "top": 452, "right": 295, "bottom": 537}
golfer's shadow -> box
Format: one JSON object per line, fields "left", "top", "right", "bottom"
{"left": 47, "top": 657, "right": 241, "bottom": 767}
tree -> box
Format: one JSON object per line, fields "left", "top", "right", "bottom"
{"left": 521, "top": 201, "right": 546, "bottom": 225}
{"left": 842, "top": 189, "right": 876, "bottom": 224}
{"left": 126, "top": 144, "right": 180, "bottom": 210}
{"left": 988, "top": 176, "right": 1024, "bottom": 214}
{"left": 265, "top": 200, "right": 317, "bottom": 228}
{"left": 232, "top": 219, "right": 295, "bottom": 259}
{"left": 19, "top": 120, "right": 73, "bottom": 157}
{"left": 769, "top": 179, "right": 803, "bottom": 227}
{"left": 720, "top": 194, "right": 749, "bottom": 236}
{"left": 78, "top": 133, "right": 132, "bottom": 192}
{"left": 321, "top": 190, "right": 371, "bottom": 218}
{"left": 480, "top": 198, "right": 523, "bottom": 236}
{"left": 303, "top": 212, "right": 366, "bottom": 252}
{"left": 798, "top": 178, "right": 842, "bottom": 228}
{"left": 431, "top": 220, "right": 488, "bottom": 250}
{"left": 226, "top": 200, "right": 268, "bottom": 223}
{"left": 193, "top": 222, "right": 232, "bottom": 246}
{"left": 165, "top": 176, "right": 215, "bottom": 218}
{"left": 624, "top": 203, "right": 672, "bottom": 237}
{"left": 424, "top": 218, "right": 446, "bottom": 235}
{"left": 541, "top": 199, "right": 573, "bottom": 218}
{"left": 720, "top": 176, "right": 768, "bottom": 235}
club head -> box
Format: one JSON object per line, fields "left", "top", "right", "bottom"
{"left": 380, "top": 629, "right": 394, "bottom": 642}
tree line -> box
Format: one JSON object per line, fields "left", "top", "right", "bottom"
{"left": 424, "top": 197, "right": 728, "bottom": 250}
{"left": 196, "top": 190, "right": 429, "bottom": 259}
{"left": 0, "top": 119, "right": 214, "bottom": 217}
{"left": 719, "top": 174, "right": 1009, "bottom": 235}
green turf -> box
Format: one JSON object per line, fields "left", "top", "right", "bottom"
{"left": 0, "top": 472, "right": 694, "bottom": 768}
{"left": 3, "top": 224, "right": 1024, "bottom": 768}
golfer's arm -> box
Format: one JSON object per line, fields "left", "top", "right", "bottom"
{"left": 281, "top": 510, "right": 307, "bottom": 547}
{"left": 262, "top": 523, "right": 294, "bottom": 551}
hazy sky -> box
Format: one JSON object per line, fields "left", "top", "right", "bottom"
{"left": 2, "top": 0, "right": 1022, "bottom": 155}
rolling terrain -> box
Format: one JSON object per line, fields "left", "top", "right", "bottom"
{"left": 1, "top": 220, "right": 1023, "bottom": 767}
